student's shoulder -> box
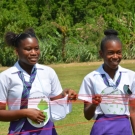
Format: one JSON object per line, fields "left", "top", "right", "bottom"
{"left": 120, "top": 66, "right": 135, "bottom": 78}
{"left": 84, "top": 67, "right": 100, "bottom": 79}
{"left": 36, "top": 63, "right": 56, "bottom": 73}
{"left": 0, "top": 66, "right": 14, "bottom": 74}
{"left": 120, "top": 66, "right": 135, "bottom": 74}
{"left": 0, "top": 66, "right": 15, "bottom": 78}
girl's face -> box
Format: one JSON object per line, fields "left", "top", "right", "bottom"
{"left": 16, "top": 37, "right": 40, "bottom": 66}
{"left": 99, "top": 40, "right": 122, "bottom": 70}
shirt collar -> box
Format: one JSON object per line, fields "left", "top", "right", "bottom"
{"left": 11, "top": 61, "right": 44, "bottom": 74}
{"left": 94, "top": 64, "right": 127, "bottom": 75}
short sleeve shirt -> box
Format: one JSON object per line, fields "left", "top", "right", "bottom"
{"left": 0, "top": 62, "right": 63, "bottom": 110}
{"left": 78, "top": 65, "right": 135, "bottom": 116}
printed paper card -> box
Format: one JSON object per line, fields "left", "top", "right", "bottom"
{"left": 100, "top": 87, "right": 127, "bottom": 114}
{"left": 27, "top": 91, "right": 50, "bottom": 128}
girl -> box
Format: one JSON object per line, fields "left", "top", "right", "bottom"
{"left": 0, "top": 28, "right": 77, "bottom": 135}
{"left": 78, "top": 29, "right": 135, "bottom": 135}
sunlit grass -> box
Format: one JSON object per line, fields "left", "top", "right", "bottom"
{"left": 0, "top": 60, "right": 134, "bottom": 135}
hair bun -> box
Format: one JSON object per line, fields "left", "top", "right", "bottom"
{"left": 24, "top": 28, "right": 35, "bottom": 35}
{"left": 104, "top": 29, "right": 118, "bottom": 36}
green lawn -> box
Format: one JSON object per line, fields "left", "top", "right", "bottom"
{"left": 0, "top": 61, "right": 134, "bottom": 135}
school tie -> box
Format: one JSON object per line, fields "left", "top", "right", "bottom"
{"left": 101, "top": 72, "right": 122, "bottom": 88}
{"left": 14, "top": 68, "right": 37, "bottom": 133}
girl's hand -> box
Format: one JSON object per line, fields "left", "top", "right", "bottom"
{"left": 63, "top": 88, "right": 77, "bottom": 101}
{"left": 24, "top": 108, "right": 45, "bottom": 124}
{"left": 92, "top": 94, "right": 102, "bottom": 107}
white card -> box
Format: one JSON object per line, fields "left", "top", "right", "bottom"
{"left": 27, "top": 91, "right": 50, "bottom": 128}
{"left": 100, "top": 87, "right": 127, "bottom": 114}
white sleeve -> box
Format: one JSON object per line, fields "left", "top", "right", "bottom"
{"left": 49, "top": 95, "right": 72, "bottom": 122}
{"left": 49, "top": 69, "right": 63, "bottom": 97}
{"left": 130, "top": 73, "right": 135, "bottom": 100}
{"left": 78, "top": 75, "right": 94, "bottom": 103}
{"left": 0, "top": 73, "right": 8, "bottom": 103}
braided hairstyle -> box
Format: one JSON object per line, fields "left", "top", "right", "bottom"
{"left": 100, "top": 29, "right": 122, "bottom": 51}
{"left": 4, "top": 28, "right": 37, "bottom": 48}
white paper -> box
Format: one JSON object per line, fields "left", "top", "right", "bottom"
{"left": 66, "top": 101, "right": 72, "bottom": 114}
{"left": 27, "top": 91, "right": 50, "bottom": 128}
{"left": 100, "top": 87, "right": 126, "bottom": 114}
{"left": 49, "top": 95, "right": 72, "bottom": 122}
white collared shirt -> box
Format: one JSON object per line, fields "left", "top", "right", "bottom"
{"left": 78, "top": 65, "right": 135, "bottom": 116}
{"left": 0, "top": 62, "right": 63, "bottom": 110}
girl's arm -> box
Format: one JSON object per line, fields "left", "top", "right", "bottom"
{"left": 129, "top": 99, "right": 135, "bottom": 135}
{"left": 84, "top": 102, "right": 97, "bottom": 120}
{"left": 84, "top": 94, "right": 102, "bottom": 120}
{"left": 0, "top": 102, "right": 45, "bottom": 123}
{"left": 50, "top": 88, "right": 77, "bottom": 101}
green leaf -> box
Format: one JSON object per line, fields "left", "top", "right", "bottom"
{"left": 37, "top": 99, "right": 48, "bottom": 110}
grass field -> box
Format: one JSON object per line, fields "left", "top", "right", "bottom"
{"left": 0, "top": 60, "right": 134, "bottom": 135}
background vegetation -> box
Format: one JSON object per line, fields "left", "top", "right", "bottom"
{"left": 0, "top": 0, "right": 135, "bottom": 66}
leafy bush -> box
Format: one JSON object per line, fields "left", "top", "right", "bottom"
{"left": 1, "top": 1, "right": 135, "bottom": 66}
{"left": 0, "top": 43, "right": 17, "bottom": 66}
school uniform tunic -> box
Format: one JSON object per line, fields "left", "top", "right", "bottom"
{"left": 0, "top": 62, "right": 63, "bottom": 135}
{"left": 78, "top": 65, "right": 135, "bottom": 135}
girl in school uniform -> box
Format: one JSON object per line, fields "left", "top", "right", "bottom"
{"left": 78, "top": 29, "right": 135, "bottom": 135}
{"left": 0, "top": 28, "right": 77, "bottom": 135}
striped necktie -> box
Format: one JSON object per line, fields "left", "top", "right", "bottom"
{"left": 14, "top": 68, "right": 37, "bottom": 133}
{"left": 101, "top": 72, "right": 121, "bottom": 88}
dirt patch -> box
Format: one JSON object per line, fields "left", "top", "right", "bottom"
{"left": 0, "top": 60, "right": 134, "bottom": 70}
{"left": 0, "top": 67, "right": 9, "bottom": 71}
{"left": 49, "top": 59, "right": 135, "bottom": 67}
